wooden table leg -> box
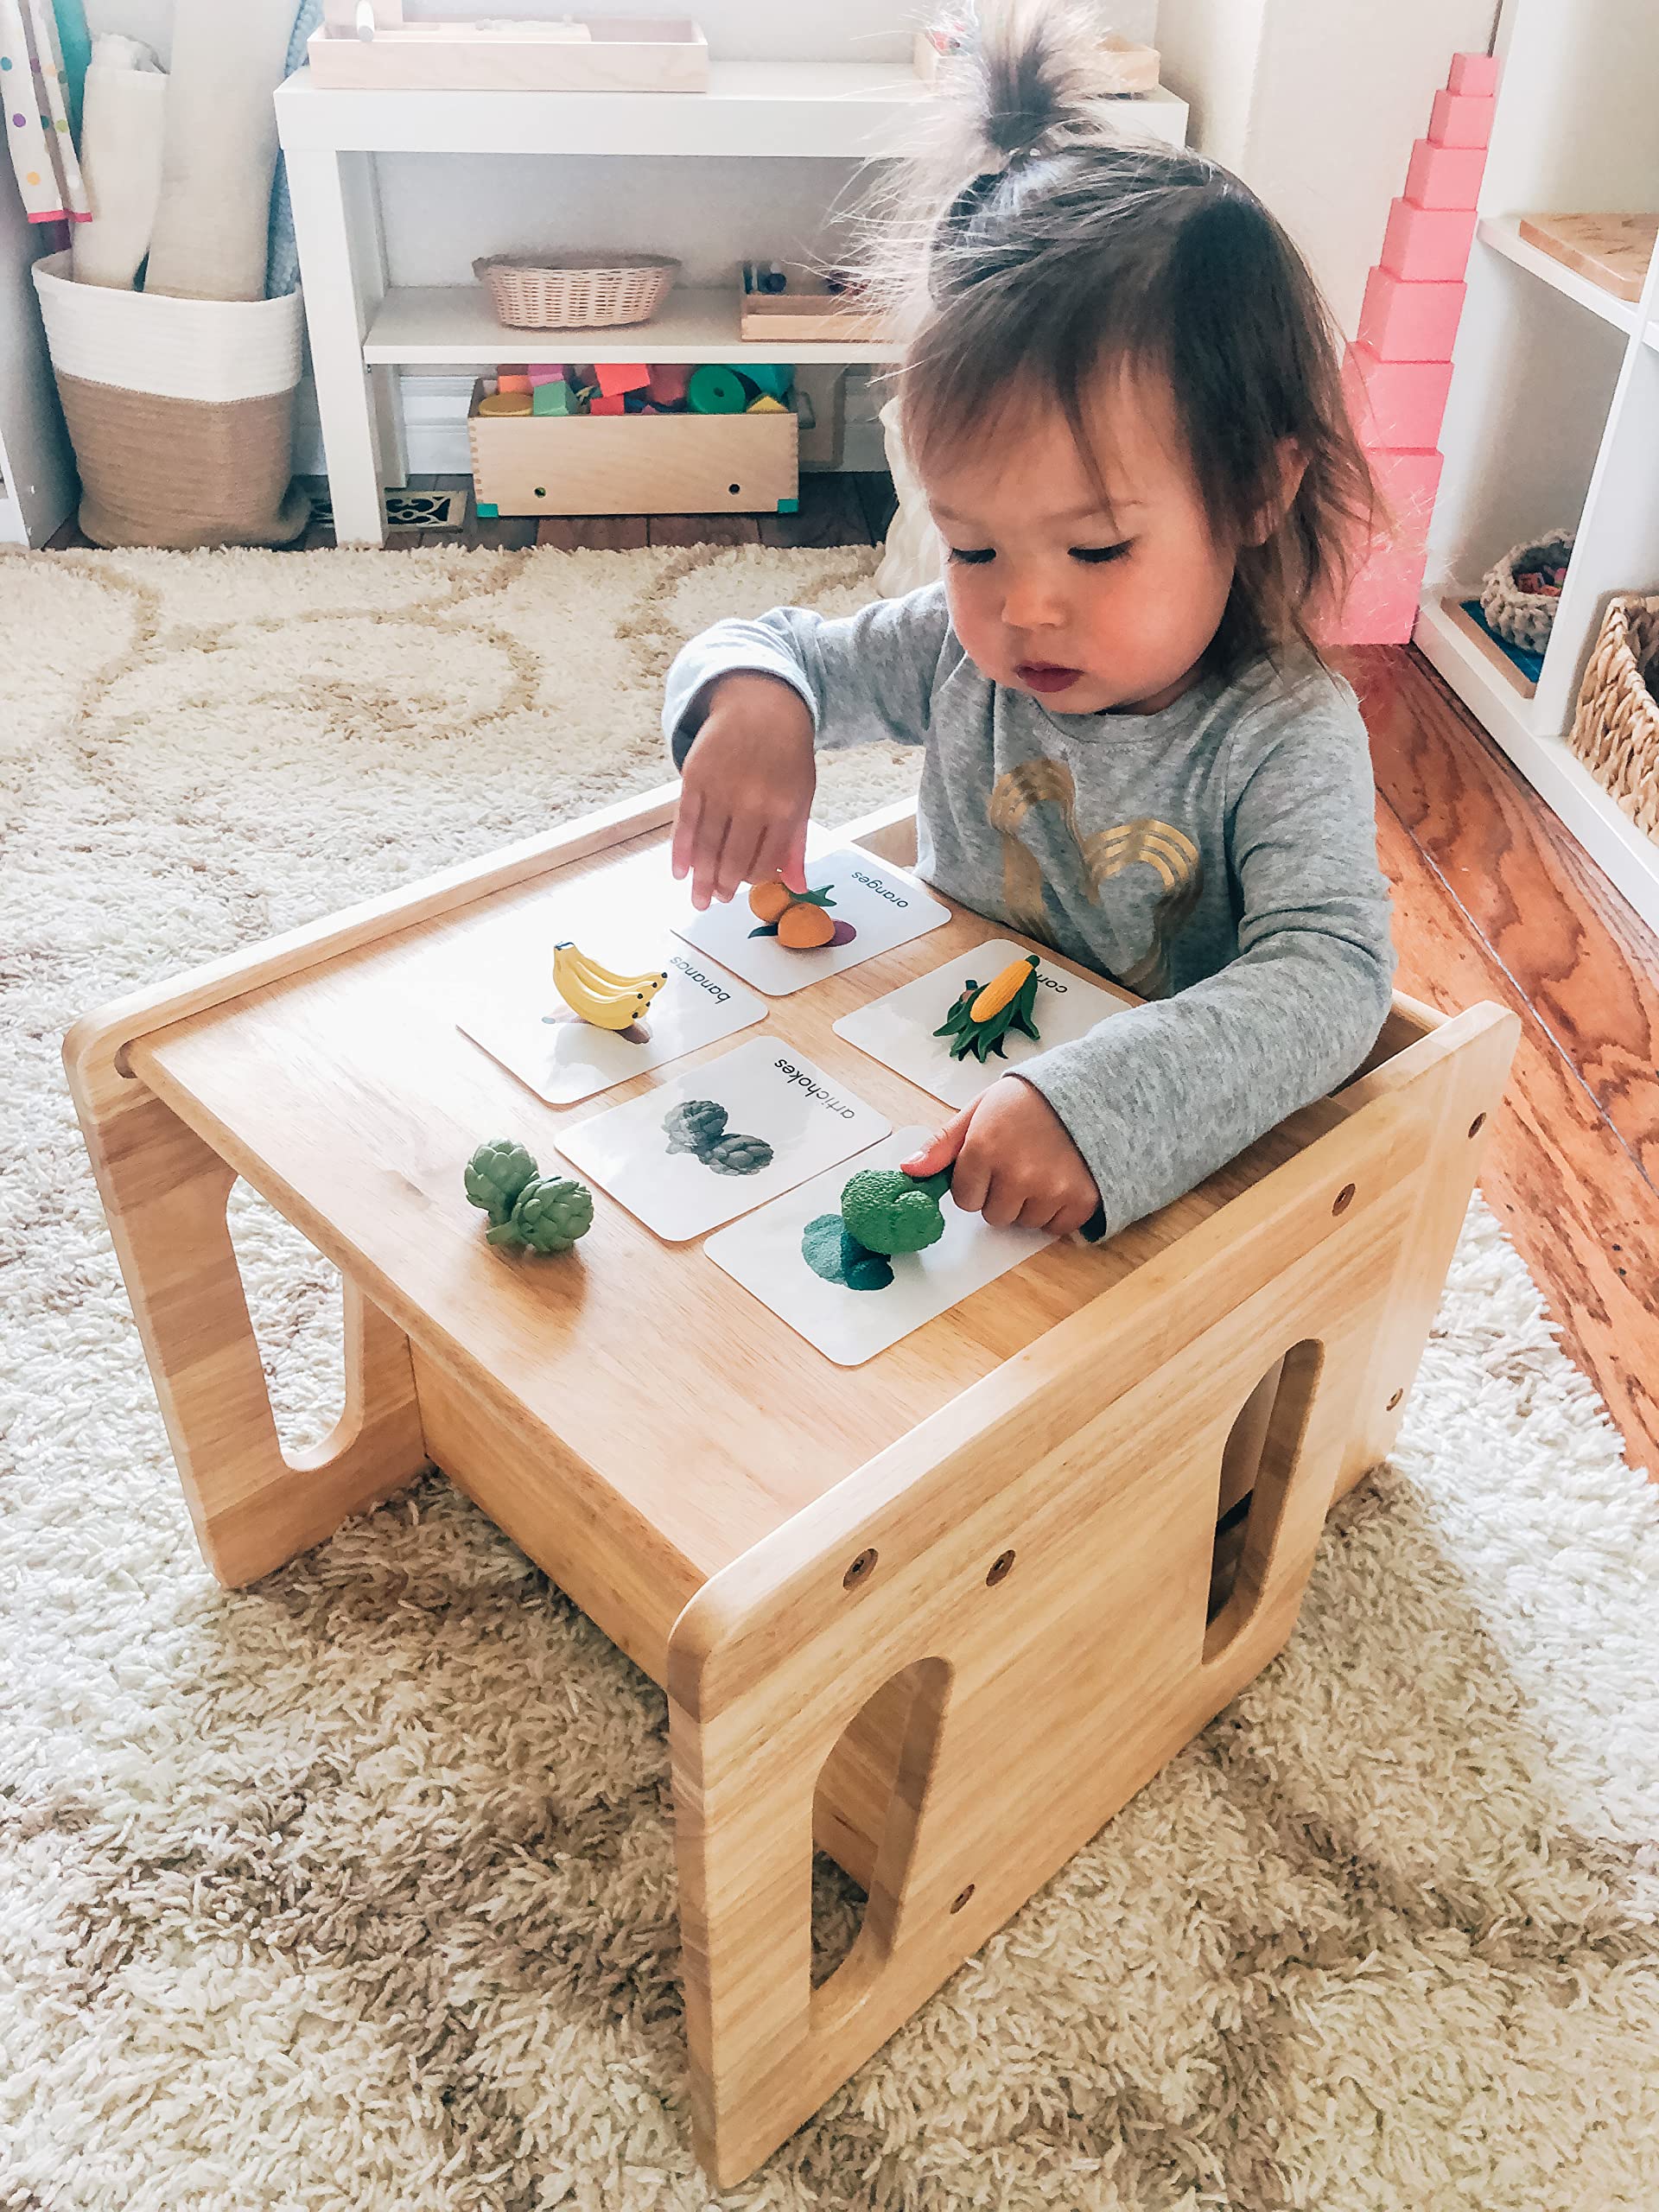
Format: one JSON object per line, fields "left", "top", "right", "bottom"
{"left": 69, "top": 1075, "right": 427, "bottom": 1586}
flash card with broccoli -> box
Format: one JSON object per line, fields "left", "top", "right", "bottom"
{"left": 706, "top": 1131, "right": 1058, "bottom": 1366}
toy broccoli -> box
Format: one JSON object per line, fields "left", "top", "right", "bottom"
{"left": 464, "top": 1141, "right": 592, "bottom": 1255}
{"left": 463, "top": 1137, "right": 538, "bottom": 1227}
{"left": 839, "top": 1165, "right": 953, "bottom": 1255}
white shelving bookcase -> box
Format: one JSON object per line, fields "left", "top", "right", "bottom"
{"left": 273, "top": 59, "right": 1185, "bottom": 550}
{"left": 1414, "top": 0, "right": 1659, "bottom": 933}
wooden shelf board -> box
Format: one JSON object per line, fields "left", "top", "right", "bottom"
{"left": 1414, "top": 596, "right": 1659, "bottom": 935}
{"left": 1478, "top": 216, "right": 1643, "bottom": 335}
{"left": 365, "top": 284, "right": 899, "bottom": 365}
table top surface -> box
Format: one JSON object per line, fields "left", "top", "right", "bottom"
{"left": 130, "top": 817, "right": 1311, "bottom": 1582}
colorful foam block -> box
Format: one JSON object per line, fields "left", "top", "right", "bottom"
{"left": 743, "top": 364, "right": 792, "bottom": 401}
{"left": 526, "top": 364, "right": 569, "bottom": 386}
{"left": 531, "top": 379, "right": 574, "bottom": 416}
{"left": 497, "top": 368, "right": 531, "bottom": 393}
{"left": 1429, "top": 89, "right": 1495, "bottom": 149}
{"left": 1343, "top": 343, "right": 1454, "bottom": 450}
{"left": 1381, "top": 197, "right": 1478, "bottom": 283}
{"left": 647, "top": 363, "right": 690, "bottom": 405}
{"left": 590, "top": 393, "right": 626, "bottom": 416}
{"left": 746, "top": 393, "right": 789, "bottom": 415}
{"left": 1358, "top": 269, "right": 1467, "bottom": 361}
{"left": 1446, "top": 52, "right": 1499, "bottom": 97}
{"left": 1405, "top": 138, "right": 1486, "bottom": 210}
{"left": 594, "top": 361, "right": 651, "bottom": 397}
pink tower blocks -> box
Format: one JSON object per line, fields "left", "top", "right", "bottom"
{"left": 1321, "top": 50, "right": 1498, "bottom": 645}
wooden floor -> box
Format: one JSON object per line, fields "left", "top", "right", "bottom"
{"left": 47, "top": 474, "right": 1659, "bottom": 1478}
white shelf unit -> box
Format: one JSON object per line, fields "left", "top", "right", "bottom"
{"left": 273, "top": 61, "right": 1186, "bottom": 547}
{"left": 1414, "top": 0, "right": 1659, "bottom": 933}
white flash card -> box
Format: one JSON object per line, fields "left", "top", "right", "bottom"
{"left": 671, "top": 847, "right": 950, "bottom": 996}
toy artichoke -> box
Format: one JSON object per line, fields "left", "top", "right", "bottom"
{"left": 491, "top": 1174, "right": 594, "bottom": 1253}
{"left": 464, "top": 1138, "right": 539, "bottom": 1227}
{"left": 702, "top": 1132, "right": 775, "bottom": 1178}
{"left": 664, "top": 1099, "right": 728, "bottom": 1154}
{"left": 840, "top": 1165, "right": 953, "bottom": 1255}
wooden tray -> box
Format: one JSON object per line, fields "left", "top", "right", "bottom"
{"left": 736, "top": 264, "right": 894, "bottom": 346}
{"left": 1516, "top": 212, "right": 1659, "bottom": 303}
{"left": 307, "top": 11, "right": 709, "bottom": 94}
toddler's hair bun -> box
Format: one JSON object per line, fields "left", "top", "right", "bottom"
{"left": 941, "top": 0, "right": 1132, "bottom": 174}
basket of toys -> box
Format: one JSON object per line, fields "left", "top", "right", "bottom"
{"left": 1569, "top": 594, "right": 1659, "bottom": 843}
{"left": 1479, "top": 529, "right": 1574, "bottom": 653}
{"left": 474, "top": 252, "right": 679, "bottom": 330}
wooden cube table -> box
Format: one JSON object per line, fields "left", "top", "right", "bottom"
{"left": 66, "top": 785, "right": 1517, "bottom": 2189}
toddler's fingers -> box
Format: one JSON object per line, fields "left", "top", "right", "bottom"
{"left": 1015, "top": 1192, "right": 1060, "bottom": 1233}
{"left": 901, "top": 1103, "right": 975, "bottom": 1180}
{"left": 779, "top": 816, "right": 810, "bottom": 896}
{"left": 671, "top": 789, "right": 703, "bottom": 883}
{"left": 714, "top": 815, "right": 766, "bottom": 903}
{"left": 978, "top": 1173, "right": 1026, "bottom": 1230}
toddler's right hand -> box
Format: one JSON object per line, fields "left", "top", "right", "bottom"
{"left": 671, "top": 671, "right": 817, "bottom": 911}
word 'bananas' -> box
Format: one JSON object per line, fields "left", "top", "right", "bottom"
{"left": 552, "top": 941, "right": 667, "bottom": 1032}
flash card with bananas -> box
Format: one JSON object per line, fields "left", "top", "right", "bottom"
{"left": 459, "top": 933, "right": 768, "bottom": 1107}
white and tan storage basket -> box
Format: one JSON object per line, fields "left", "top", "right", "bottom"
{"left": 1569, "top": 594, "right": 1659, "bottom": 843}
{"left": 1479, "top": 529, "right": 1574, "bottom": 653}
{"left": 32, "top": 251, "right": 308, "bottom": 550}
{"left": 473, "top": 252, "right": 678, "bottom": 331}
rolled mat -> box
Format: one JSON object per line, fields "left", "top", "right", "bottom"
{"left": 685, "top": 365, "right": 751, "bottom": 416}
{"left": 72, "top": 38, "right": 168, "bottom": 292}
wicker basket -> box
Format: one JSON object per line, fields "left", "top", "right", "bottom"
{"left": 1479, "top": 530, "right": 1574, "bottom": 652}
{"left": 1568, "top": 594, "right": 1659, "bottom": 843}
{"left": 473, "top": 252, "right": 678, "bottom": 331}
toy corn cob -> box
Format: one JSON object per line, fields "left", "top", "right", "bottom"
{"left": 933, "top": 952, "right": 1043, "bottom": 1063}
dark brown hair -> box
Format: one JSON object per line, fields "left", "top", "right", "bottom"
{"left": 861, "top": 1, "right": 1378, "bottom": 674}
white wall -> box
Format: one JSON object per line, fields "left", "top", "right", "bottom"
{"left": 1157, "top": 0, "right": 1501, "bottom": 337}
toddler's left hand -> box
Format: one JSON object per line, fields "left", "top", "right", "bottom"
{"left": 900, "top": 1077, "right": 1101, "bottom": 1237}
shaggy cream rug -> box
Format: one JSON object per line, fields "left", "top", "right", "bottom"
{"left": 2, "top": 544, "right": 1657, "bottom": 2212}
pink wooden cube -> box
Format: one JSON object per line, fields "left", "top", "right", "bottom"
{"left": 1429, "top": 89, "right": 1495, "bottom": 148}
{"left": 1359, "top": 268, "right": 1467, "bottom": 360}
{"left": 1318, "top": 543, "right": 1428, "bottom": 646}
{"left": 1381, "top": 197, "right": 1478, "bottom": 283}
{"left": 1446, "top": 53, "right": 1499, "bottom": 96}
{"left": 1368, "top": 447, "right": 1445, "bottom": 550}
{"left": 1406, "top": 138, "right": 1486, "bottom": 210}
{"left": 1343, "top": 344, "right": 1453, "bottom": 449}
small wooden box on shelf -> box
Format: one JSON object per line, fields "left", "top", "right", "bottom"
{"left": 467, "top": 378, "right": 798, "bottom": 518}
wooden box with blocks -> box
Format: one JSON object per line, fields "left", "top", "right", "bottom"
{"left": 65, "top": 789, "right": 1516, "bottom": 2189}
{"left": 466, "top": 378, "right": 798, "bottom": 517}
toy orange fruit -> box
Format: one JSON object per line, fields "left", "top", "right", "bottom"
{"left": 748, "top": 879, "right": 793, "bottom": 924}
{"left": 778, "top": 901, "right": 837, "bottom": 949}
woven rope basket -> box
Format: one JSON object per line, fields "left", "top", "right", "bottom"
{"left": 473, "top": 252, "right": 678, "bottom": 331}
{"left": 1569, "top": 594, "right": 1659, "bottom": 843}
{"left": 1479, "top": 529, "right": 1574, "bottom": 652}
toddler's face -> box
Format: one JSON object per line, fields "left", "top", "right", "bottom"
{"left": 922, "top": 367, "right": 1237, "bottom": 715}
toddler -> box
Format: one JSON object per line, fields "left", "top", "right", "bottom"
{"left": 664, "top": 0, "right": 1395, "bottom": 1246}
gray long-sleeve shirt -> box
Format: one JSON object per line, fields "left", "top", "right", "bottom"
{"left": 664, "top": 582, "right": 1395, "bottom": 1240}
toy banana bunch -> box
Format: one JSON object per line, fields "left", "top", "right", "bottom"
{"left": 551, "top": 941, "right": 667, "bottom": 1032}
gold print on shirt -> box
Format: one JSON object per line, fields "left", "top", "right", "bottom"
{"left": 988, "top": 762, "right": 1203, "bottom": 998}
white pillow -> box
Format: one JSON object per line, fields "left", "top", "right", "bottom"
{"left": 874, "top": 395, "right": 944, "bottom": 600}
